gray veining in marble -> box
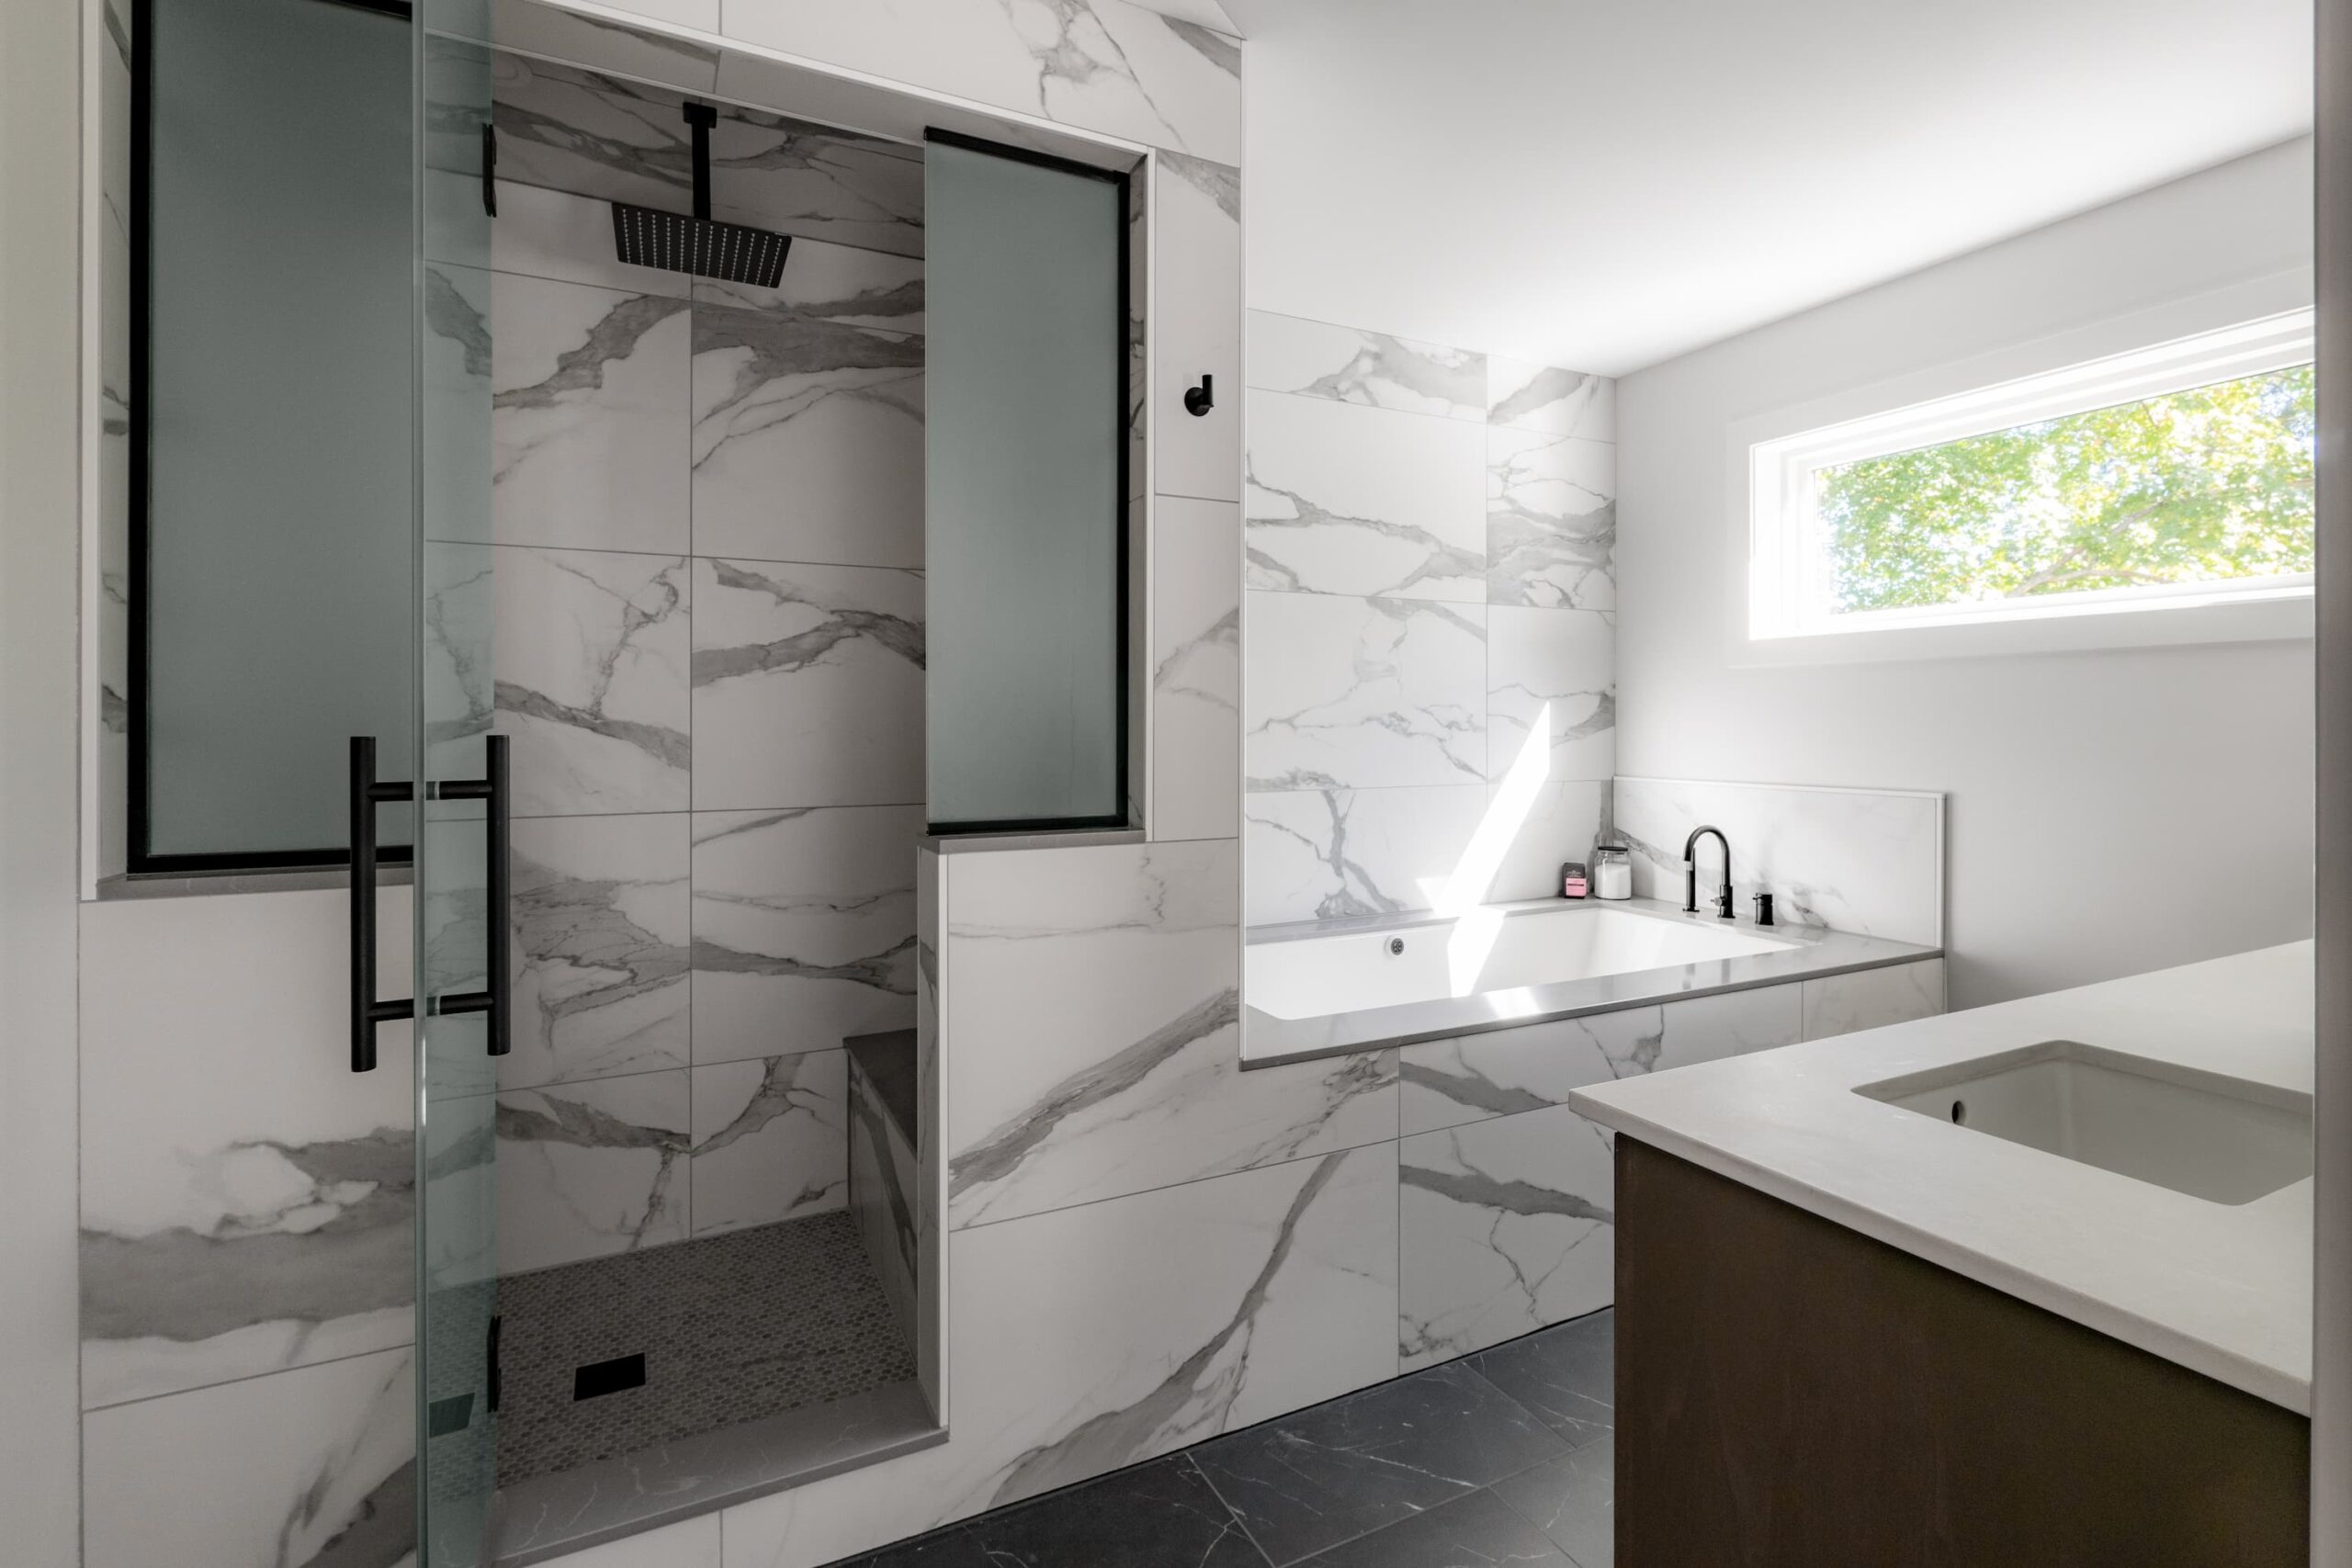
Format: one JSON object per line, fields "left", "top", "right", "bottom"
{"left": 506, "top": 815, "right": 692, "bottom": 1090}
{"left": 492, "top": 54, "right": 925, "bottom": 258}
{"left": 1487, "top": 428, "right": 1616, "bottom": 612}
{"left": 983, "top": 1146, "right": 1360, "bottom": 1506}
{"left": 78, "top": 1128, "right": 413, "bottom": 1354}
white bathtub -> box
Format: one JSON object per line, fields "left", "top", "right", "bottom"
{"left": 1248, "top": 902, "right": 1794, "bottom": 1019}
{"left": 1241, "top": 897, "right": 1933, "bottom": 1066}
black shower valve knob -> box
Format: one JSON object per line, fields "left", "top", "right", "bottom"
{"left": 1184, "top": 374, "right": 1215, "bottom": 416}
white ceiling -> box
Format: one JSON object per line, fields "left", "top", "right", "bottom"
{"left": 1225, "top": 0, "right": 2312, "bottom": 376}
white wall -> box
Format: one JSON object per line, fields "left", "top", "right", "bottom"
{"left": 0, "top": 0, "right": 90, "bottom": 1557}
{"left": 1616, "top": 139, "right": 2316, "bottom": 1010}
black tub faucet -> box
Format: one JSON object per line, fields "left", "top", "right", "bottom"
{"left": 1683, "top": 825, "right": 1733, "bottom": 919}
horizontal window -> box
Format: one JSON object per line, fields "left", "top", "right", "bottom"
{"left": 1748, "top": 310, "right": 2314, "bottom": 644}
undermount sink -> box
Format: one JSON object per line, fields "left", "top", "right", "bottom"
{"left": 1855, "top": 1040, "right": 2313, "bottom": 1206}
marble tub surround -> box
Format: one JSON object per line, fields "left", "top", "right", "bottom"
{"left": 1572, "top": 942, "right": 2317, "bottom": 1411}
{"left": 942, "top": 839, "right": 1399, "bottom": 1231}
{"left": 1613, "top": 774, "right": 1946, "bottom": 946}
{"left": 1244, "top": 311, "right": 1616, "bottom": 929}
{"left": 1242, "top": 896, "right": 1939, "bottom": 1066}
{"left": 1399, "top": 1102, "right": 1617, "bottom": 1369}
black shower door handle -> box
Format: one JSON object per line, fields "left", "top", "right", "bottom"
{"left": 348, "top": 734, "right": 512, "bottom": 1072}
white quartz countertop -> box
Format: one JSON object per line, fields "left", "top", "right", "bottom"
{"left": 1570, "top": 942, "right": 2315, "bottom": 1413}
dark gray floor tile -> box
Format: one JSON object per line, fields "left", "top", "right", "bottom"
{"left": 1300, "top": 1489, "right": 1571, "bottom": 1568}
{"left": 1491, "top": 1437, "right": 1612, "bottom": 1566}
{"left": 841, "top": 1524, "right": 997, "bottom": 1568}
{"left": 968, "top": 1454, "right": 1268, "bottom": 1568}
{"left": 1466, "top": 1309, "right": 1613, "bottom": 1450}
{"left": 1193, "top": 1361, "right": 1569, "bottom": 1566}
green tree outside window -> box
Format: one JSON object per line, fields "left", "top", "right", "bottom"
{"left": 1815, "top": 364, "right": 2315, "bottom": 613}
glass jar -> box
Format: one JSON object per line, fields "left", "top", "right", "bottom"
{"left": 1592, "top": 844, "right": 1634, "bottom": 901}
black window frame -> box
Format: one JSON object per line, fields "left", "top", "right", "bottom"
{"left": 125, "top": 0, "right": 414, "bottom": 874}
{"left": 921, "top": 127, "right": 1134, "bottom": 838}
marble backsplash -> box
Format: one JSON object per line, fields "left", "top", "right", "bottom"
{"left": 1611, "top": 775, "right": 1945, "bottom": 947}
{"left": 1242, "top": 311, "right": 1617, "bottom": 927}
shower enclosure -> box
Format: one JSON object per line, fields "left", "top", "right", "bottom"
{"left": 371, "top": 1, "right": 1138, "bottom": 1558}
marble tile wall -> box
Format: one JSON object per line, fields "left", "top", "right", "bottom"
{"left": 473, "top": 68, "right": 930, "bottom": 1274}
{"left": 1611, "top": 776, "right": 1946, "bottom": 946}
{"left": 1242, "top": 311, "right": 1618, "bottom": 928}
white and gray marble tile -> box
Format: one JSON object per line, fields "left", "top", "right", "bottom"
{"left": 420, "top": 258, "right": 497, "bottom": 556}
{"left": 504, "top": 814, "right": 692, "bottom": 1091}
{"left": 1400, "top": 1008, "right": 1665, "bottom": 1137}
{"left": 913, "top": 845, "right": 944, "bottom": 1415}
{"left": 1398, "top": 1104, "right": 1615, "bottom": 1369}
{"left": 1612, "top": 777, "right": 1946, "bottom": 946}
{"left": 849, "top": 1055, "right": 919, "bottom": 1333}
{"left": 532, "top": 1510, "right": 720, "bottom": 1568}
{"left": 84, "top": 1345, "right": 415, "bottom": 1568}
{"left": 1241, "top": 785, "right": 1487, "bottom": 926}
{"left": 492, "top": 1, "right": 723, "bottom": 93}
{"left": 1802, "top": 958, "right": 1946, "bottom": 1042}
{"left": 1483, "top": 779, "right": 1609, "bottom": 904}
{"left": 1247, "top": 310, "right": 1486, "bottom": 421}
{"left": 1155, "top": 152, "right": 1241, "bottom": 502}
{"left": 1487, "top": 606, "right": 1614, "bottom": 783}
{"left": 1246, "top": 393, "right": 1486, "bottom": 601}
{"left": 690, "top": 805, "right": 921, "bottom": 1066}
{"left": 690, "top": 302, "right": 923, "bottom": 571}
{"left": 691, "top": 558, "right": 925, "bottom": 810}
{"left": 1488, "top": 425, "right": 1616, "bottom": 611}
{"left": 1245, "top": 592, "right": 1486, "bottom": 791}
{"left": 1661, "top": 982, "right": 1805, "bottom": 1061}
{"left": 492, "top": 270, "right": 690, "bottom": 555}
{"left": 1486, "top": 356, "right": 1615, "bottom": 441}
{"left": 944, "top": 840, "right": 1396, "bottom": 1228}
{"left": 1151, "top": 497, "right": 1239, "bottom": 841}
{"left": 689, "top": 1051, "right": 850, "bottom": 1234}
{"left": 720, "top": 1144, "right": 1394, "bottom": 1565}
{"left": 723, "top": 0, "right": 1242, "bottom": 165}
{"left": 491, "top": 53, "right": 925, "bottom": 257}
{"left": 492, "top": 545, "right": 692, "bottom": 816}
{"left": 693, "top": 239, "right": 925, "bottom": 333}
{"left": 497, "top": 1070, "right": 691, "bottom": 1274}
{"left": 78, "top": 892, "right": 417, "bottom": 1411}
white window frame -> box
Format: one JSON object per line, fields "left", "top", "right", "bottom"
{"left": 1731, "top": 273, "right": 2316, "bottom": 664}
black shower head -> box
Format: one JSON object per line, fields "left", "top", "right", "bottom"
{"left": 613, "top": 102, "right": 793, "bottom": 288}
{"left": 611, "top": 203, "right": 791, "bottom": 287}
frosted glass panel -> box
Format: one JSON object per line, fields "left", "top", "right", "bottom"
{"left": 925, "top": 138, "right": 1126, "bottom": 829}
{"left": 142, "top": 0, "right": 412, "bottom": 863}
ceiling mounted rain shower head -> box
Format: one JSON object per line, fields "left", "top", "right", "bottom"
{"left": 612, "top": 102, "right": 793, "bottom": 288}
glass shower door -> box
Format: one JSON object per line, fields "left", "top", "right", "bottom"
{"left": 413, "top": 6, "right": 502, "bottom": 1562}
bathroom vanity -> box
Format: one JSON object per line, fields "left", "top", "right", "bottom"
{"left": 1573, "top": 944, "right": 2314, "bottom": 1565}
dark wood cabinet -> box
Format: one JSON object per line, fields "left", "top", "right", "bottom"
{"left": 1614, "top": 1137, "right": 2310, "bottom": 1566}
